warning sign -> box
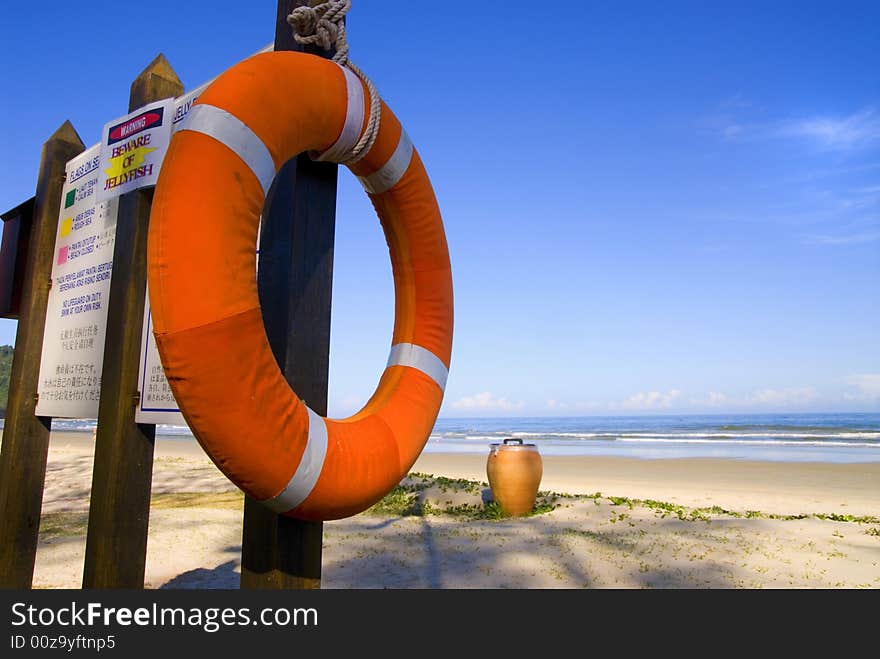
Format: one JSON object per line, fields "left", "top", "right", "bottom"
{"left": 96, "top": 98, "right": 173, "bottom": 202}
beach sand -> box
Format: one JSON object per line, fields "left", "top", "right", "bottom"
{"left": 21, "top": 432, "right": 880, "bottom": 589}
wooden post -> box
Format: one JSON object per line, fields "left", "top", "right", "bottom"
{"left": 240, "top": 0, "right": 339, "bottom": 589}
{"left": 0, "top": 197, "right": 37, "bottom": 319}
{"left": 82, "top": 55, "right": 183, "bottom": 588}
{"left": 0, "top": 121, "right": 84, "bottom": 588}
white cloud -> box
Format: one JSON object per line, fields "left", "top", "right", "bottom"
{"left": 620, "top": 389, "right": 682, "bottom": 410}
{"left": 707, "top": 105, "right": 880, "bottom": 152}
{"left": 743, "top": 387, "right": 817, "bottom": 407}
{"left": 720, "top": 122, "right": 746, "bottom": 139}
{"left": 339, "top": 394, "right": 363, "bottom": 407}
{"left": 837, "top": 187, "right": 880, "bottom": 211}
{"left": 719, "top": 93, "right": 754, "bottom": 111}
{"left": 801, "top": 187, "right": 880, "bottom": 245}
{"left": 564, "top": 391, "right": 684, "bottom": 412}
{"left": 545, "top": 399, "right": 567, "bottom": 410}
{"left": 450, "top": 391, "right": 523, "bottom": 412}
{"left": 702, "top": 94, "right": 755, "bottom": 140}
{"left": 806, "top": 231, "right": 880, "bottom": 245}
{"left": 572, "top": 400, "right": 604, "bottom": 411}
{"left": 843, "top": 374, "right": 880, "bottom": 401}
{"left": 777, "top": 109, "right": 880, "bottom": 150}
{"left": 328, "top": 393, "right": 367, "bottom": 417}
{"left": 568, "top": 381, "right": 876, "bottom": 413}
{"left": 706, "top": 391, "right": 728, "bottom": 406}
{"left": 688, "top": 387, "right": 823, "bottom": 410}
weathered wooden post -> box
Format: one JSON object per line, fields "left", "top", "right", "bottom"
{"left": 239, "top": 0, "right": 338, "bottom": 589}
{"left": 0, "top": 198, "right": 36, "bottom": 319}
{"left": 0, "top": 121, "right": 84, "bottom": 588}
{"left": 82, "top": 55, "right": 183, "bottom": 588}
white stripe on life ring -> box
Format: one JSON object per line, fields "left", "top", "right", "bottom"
{"left": 261, "top": 406, "right": 328, "bottom": 513}
{"left": 313, "top": 65, "right": 365, "bottom": 163}
{"left": 358, "top": 130, "right": 413, "bottom": 195}
{"left": 386, "top": 342, "right": 448, "bottom": 391}
{"left": 179, "top": 104, "right": 277, "bottom": 197}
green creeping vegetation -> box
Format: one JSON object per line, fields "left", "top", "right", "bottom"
{"left": 607, "top": 496, "right": 633, "bottom": 508}
{"left": 560, "top": 527, "right": 639, "bottom": 551}
{"left": 39, "top": 512, "right": 90, "bottom": 540}
{"left": 150, "top": 491, "right": 243, "bottom": 510}
{"left": 442, "top": 498, "right": 559, "bottom": 520}
{"left": 35, "top": 475, "right": 880, "bottom": 539}
{"left": 366, "top": 472, "right": 560, "bottom": 520}
{"left": 0, "top": 344, "right": 13, "bottom": 416}
{"left": 641, "top": 499, "right": 710, "bottom": 522}
{"left": 37, "top": 492, "right": 246, "bottom": 540}
{"left": 602, "top": 492, "right": 880, "bottom": 525}
{"left": 370, "top": 475, "right": 880, "bottom": 526}
{"left": 813, "top": 512, "right": 879, "bottom": 523}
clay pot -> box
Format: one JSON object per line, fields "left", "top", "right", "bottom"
{"left": 486, "top": 438, "right": 543, "bottom": 516}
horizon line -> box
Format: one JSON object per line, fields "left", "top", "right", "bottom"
{"left": 435, "top": 409, "right": 880, "bottom": 420}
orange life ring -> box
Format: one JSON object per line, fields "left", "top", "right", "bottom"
{"left": 147, "top": 51, "right": 453, "bottom": 521}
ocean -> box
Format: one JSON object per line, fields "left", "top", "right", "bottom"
{"left": 27, "top": 412, "right": 880, "bottom": 464}
{"left": 426, "top": 413, "right": 880, "bottom": 463}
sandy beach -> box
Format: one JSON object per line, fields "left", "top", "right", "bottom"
{"left": 21, "top": 432, "right": 880, "bottom": 589}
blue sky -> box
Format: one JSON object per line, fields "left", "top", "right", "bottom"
{"left": 1, "top": 2, "right": 878, "bottom": 417}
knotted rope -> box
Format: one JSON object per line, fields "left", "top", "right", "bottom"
{"left": 288, "top": 0, "right": 380, "bottom": 165}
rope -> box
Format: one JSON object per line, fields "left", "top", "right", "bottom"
{"left": 287, "top": 1, "right": 380, "bottom": 165}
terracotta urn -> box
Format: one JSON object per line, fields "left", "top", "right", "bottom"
{"left": 486, "top": 438, "right": 543, "bottom": 516}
